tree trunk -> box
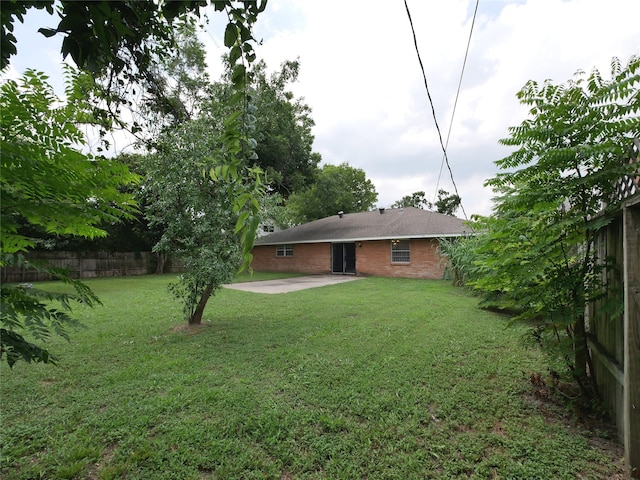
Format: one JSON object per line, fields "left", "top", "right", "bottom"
{"left": 573, "top": 314, "right": 593, "bottom": 397}
{"left": 155, "top": 252, "right": 166, "bottom": 274}
{"left": 189, "top": 284, "right": 213, "bottom": 325}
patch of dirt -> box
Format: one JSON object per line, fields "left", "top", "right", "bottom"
{"left": 492, "top": 420, "right": 507, "bottom": 437}
{"left": 456, "top": 423, "right": 472, "bottom": 433}
{"left": 427, "top": 402, "right": 440, "bottom": 419}
{"left": 84, "top": 443, "right": 118, "bottom": 480}
{"left": 524, "top": 371, "right": 627, "bottom": 479}
{"left": 171, "top": 322, "right": 212, "bottom": 335}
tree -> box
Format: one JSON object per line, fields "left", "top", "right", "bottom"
{"left": 392, "top": 191, "right": 429, "bottom": 209}
{"left": 2, "top": 2, "right": 267, "bottom": 89}
{"left": 13, "top": 152, "right": 161, "bottom": 253}
{"left": 137, "top": 30, "right": 320, "bottom": 198}
{"left": 2, "top": 1, "right": 200, "bottom": 73}
{"left": 286, "top": 163, "right": 378, "bottom": 223}
{"left": 3, "top": 1, "right": 267, "bottom": 263}
{"left": 130, "top": 22, "right": 242, "bottom": 143}
{"left": 432, "top": 189, "right": 461, "bottom": 216}
{"left": 137, "top": 23, "right": 215, "bottom": 135}
{"left": 259, "top": 191, "right": 296, "bottom": 230}
{"left": 131, "top": 27, "right": 320, "bottom": 280}
{"left": 2, "top": 1, "right": 212, "bottom": 133}
{"left": 131, "top": 25, "right": 325, "bottom": 268}
{"left": 1, "top": 2, "right": 268, "bottom": 361}
{"left": 251, "top": 60, "right": 320, "bottom": 197}
{"left": 392, "top": 189, "right": 460, "bottom": 214}
{"left": 137, "top": 23, "right": 267, "bottom": 323}
{"left": 0, "top": 69, "right": 138, "bottom": 366}
{"left": 472, "top": 56, "right": 639, "bottom": 397}
{"left": 144, "top": 118, "right": 262, "bottom": 324}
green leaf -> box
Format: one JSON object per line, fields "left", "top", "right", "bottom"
{"left": 223, "top": 109, "right": 243, "bottom": 127}
{"left": 224, "top": 23, "right": 237, "bottom": 48}
{"left": 231, "top": 64, "right": 246, "bottom": 85}
{"left": 229, "top": 45, "right": 242, "bottom": 65}
{"left": 37, "top": 27, "right": 58, "bottom": 38}
{"left": 235, "top": 211, "right": 250, "bottom": 233}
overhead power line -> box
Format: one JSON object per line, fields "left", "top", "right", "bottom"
{"left": 403, "top": 0, "right": 480, "bottom": 220}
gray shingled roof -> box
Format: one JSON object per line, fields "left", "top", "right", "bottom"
{"left": 255, "top": 207, "right": 472, "bottom": 245}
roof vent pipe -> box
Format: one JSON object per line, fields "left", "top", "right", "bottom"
{"left": 379, "top": 207, "right": 385, "bottom": 214}
{"left": 338, "top": 211, "right": 344, "bottom": 218}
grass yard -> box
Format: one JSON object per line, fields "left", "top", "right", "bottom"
{"left": 0, "top": 275, "right": 623, "bottom": 479}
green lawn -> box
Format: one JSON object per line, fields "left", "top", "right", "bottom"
{"left": 0, "top": 275, "right": 622, "bottom": 479}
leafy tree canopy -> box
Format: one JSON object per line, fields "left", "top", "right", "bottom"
{"left": 1, "top": 69, "right": 138, "bottom": 255}
{"left": 392, "top": 189, "right": 461, "bottom": 215}
{"left": 0, "top": 69, "right": 138, "bottom": 367}
{"left": 252, "top": 59, "right": 321, "bottom": 197}
{"left": 145, "top": 118, "right": 261, "bottom": 324}
{"left": 135, "top": 29, "right": 320, "bottom": 198}
{"left": 259, "top": 192, "right": 296, "bottom": 230}
{"left": 432, "top": 189, "right": 461, "bottom": 216}
{"left": 392, "top": 191, "right": 429, "bottom": 209}
{"left": 136, "top": 21, "right": 267, "bottom": 324}
{"left": 137, "top": 22, "right": 215, "bottom": 134}
{"left": 286, "top": 163, "right": 378, "bottom": 223}
{"left": 2, "top": 1, "right": 266, "bottom": 78}
{"left": 3, "top": 1, "right": 267, "bottom": 240}
{"left": 471, "top": 55, "right": 639, "bottom": 397}
{"left": 93, "top": 29, "right": 317, "bottom": 256}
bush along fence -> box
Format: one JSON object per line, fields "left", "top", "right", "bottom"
{"left": 1, "top": 251, "right": 185, "bottom": 283}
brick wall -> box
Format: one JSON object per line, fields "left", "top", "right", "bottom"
{"left": 251, "top": 238, "right": 445, "bottom": 279}
{"left": 251, "top": 243, "right": 332, "bottom": 274}
{"left": 356, "top": 238, "right": 444, "bottom": 279}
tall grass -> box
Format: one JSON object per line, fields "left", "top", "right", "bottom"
{"left": 439, "top": 235, "right": 485, "bottom": 287}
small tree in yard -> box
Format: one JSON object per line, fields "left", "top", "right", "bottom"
{"left": 472, "top": 56, "right": 639, "bottom": 398}
{"left": 1, "top": 3, "right": 267, "bottom": 361}
{"left": 145, "top": 119, "right": 259, "bottom": 324}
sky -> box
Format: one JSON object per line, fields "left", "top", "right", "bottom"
{"left": 7, "top": 0, "right": 640, "bottom": 217}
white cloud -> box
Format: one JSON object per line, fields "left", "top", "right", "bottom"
{"left": 237, "top": 0, "right": 640, "bottom": 217}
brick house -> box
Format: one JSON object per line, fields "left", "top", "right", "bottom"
{"left": 251, "top": 207, "right": 471, "bottom": 279}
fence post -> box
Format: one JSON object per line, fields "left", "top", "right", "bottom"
{"left": 624, "top": 200, "right": 640, "bottom": 478}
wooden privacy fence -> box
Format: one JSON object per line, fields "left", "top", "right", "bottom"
{"left": 588, "top": 139, "right": 640, "bottom": 478}
{"left": 1, "top": 251, "right": 185, "bottom": 283}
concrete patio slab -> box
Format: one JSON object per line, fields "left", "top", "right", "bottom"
{"left": 224, "top": 275, "right": 364, "bottom": 294}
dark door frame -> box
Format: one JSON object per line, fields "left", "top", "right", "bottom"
{"left": 331, "top": 242, "right": 356, "bottom": 275}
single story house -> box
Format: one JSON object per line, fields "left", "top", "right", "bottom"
{"left": 251, "top": 207, "right": 472, "bottom": 279}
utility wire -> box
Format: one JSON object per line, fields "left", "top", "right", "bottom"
{"left": 403, "top": 0, "right": 478, "bottom": 220}
{"left": 433, "top": 0, "right": 479, "bottom": 216}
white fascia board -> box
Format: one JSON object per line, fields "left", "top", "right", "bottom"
{"left": 255, "top": 232, "right": 472, "bottom": 246}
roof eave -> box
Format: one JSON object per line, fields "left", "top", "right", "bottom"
{"left": 254, "top": 232, "right": 473, "bottom": 246}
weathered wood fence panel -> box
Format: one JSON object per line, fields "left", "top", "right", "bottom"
{"left": 588, "top": 137, "right": 639, "bottom": 478}
{"left": 589, "top": 194, "right": 640, "bottom": 479}
{"left": 1, "top": 251, "right": 185, "bottom": 283}
{"left": 623, "top": 198, "right": 640, "bottom": 478}
{"left": 589, "top": 214, "right": 625, "bottom": 438}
